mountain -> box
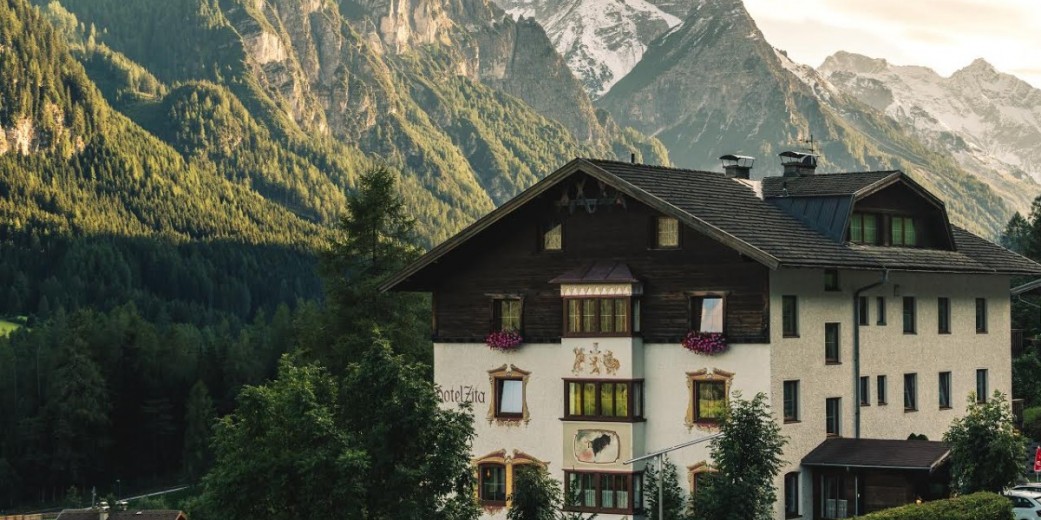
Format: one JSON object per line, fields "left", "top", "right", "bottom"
{"left": 495, "top": 0, "right": 685, "bottom": 97}
{"left": 820, "top": 52, "right": 1041, "bottom": 206}
{"left": 597, "top": 0, "right": 1032, "bottom": 236}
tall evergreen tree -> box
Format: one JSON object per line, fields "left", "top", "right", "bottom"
{"left": 643, "top": 455, "right": 688, "bottom": 520}
{"left": 44, "top": 339, "right": 110, "bottom": 489}
{"left": 182, "top": 380, "right": 215, "bottom": 481}
{"left": 508, "top": 465, "right": 560, "bottom": 520}
{"left": 321, "top": 166, "right": 430, "bottom": 367}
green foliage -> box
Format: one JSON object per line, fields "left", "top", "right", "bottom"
{"left": 856, "top": 492, "right": 1013, "bottom": 520}
{"left": 643, "top": 455, "right": 689, "bottom": 520}
{"left": 198, "top": 340, "right": 479, "bottom": 520}
{"left": 319, "top": 166, "right": 430, "bottom": 366}
{"left": 691, "top": 392, "right": 786, "bottom": 520}
{"left": 1022, "top": 406, "right": 1041, "bottom": 441}
{"left": 1014, "top": 350, "right": 1041, "bottom": 408}
{"left": 943, "top": 391, "right": 1027, "bottom": 494}
{"left": 182, "top": 381, "right": 216, "bottom": 481}
{"left": 508, "top": 465, "right": 560, "bottom": 520}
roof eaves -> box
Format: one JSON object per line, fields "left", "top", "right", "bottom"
{"left": 380, "top": 158, "right": 587, "bottom": 292}
{"left": 1012, "top": 278, "right": 1041, "bottom": 295}
{"left": 580, "top": 161, "right": 782, "bottom": 269}
{"left": 850, "top": 171, "right": 902, "bottom": 200}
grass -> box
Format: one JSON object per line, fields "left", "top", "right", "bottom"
{"left": 0, "top": 315, "right": 28, "bottom": 337}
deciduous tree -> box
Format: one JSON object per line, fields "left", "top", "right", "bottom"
{"left": 943, "top": 391, "right": 1026, "bottom": 494}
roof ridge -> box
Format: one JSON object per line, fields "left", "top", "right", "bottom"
{"left": 583, "top": 158, "right": 720, "bottom": 176}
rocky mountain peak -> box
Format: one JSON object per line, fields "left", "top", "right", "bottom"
{"left": 819, "top": 51, "right": 889, "bottom": 75}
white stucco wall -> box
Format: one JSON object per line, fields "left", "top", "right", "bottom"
{"left": 770, "top": 268, "right": 1012, "bottom": 519}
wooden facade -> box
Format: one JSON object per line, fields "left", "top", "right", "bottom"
{"left": 412, "top": 173, "right": 770, "bottom": 344}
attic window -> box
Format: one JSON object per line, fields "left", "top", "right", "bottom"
{"left": 655, "top": 217, "right": 679, "bottom": 248}
{"left": 891, "top": 216, "right": 917, "bottom": 247}
{"left": 542, "top": 221, "right": 563, "bottom": 251}
{"left": 849, "top": 213, "right": 879, "bottom": 244}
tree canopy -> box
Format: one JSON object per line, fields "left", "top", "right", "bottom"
{"left": 943, "top": 391, "right": 1026, "bottom": 494}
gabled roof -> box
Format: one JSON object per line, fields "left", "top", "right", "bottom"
{"left": 382, "top": 158, "right": 1041, "bottom": 291}
{"left": 802, "top": 438, "right": 949, "bottom": 472}
{"left": 549, "top": 261, "right": 639, "bottom": 284}
{"left": 762, "top": 171, "right": 899, "bottom": 198}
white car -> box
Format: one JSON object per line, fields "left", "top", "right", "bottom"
{"left": 1013, "top": 483, "right": 1041, "bottom": 494}
{"left": 1006, "top": 490, "right": 1041, "bottom": 520}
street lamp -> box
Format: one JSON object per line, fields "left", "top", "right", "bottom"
{"left": 623, "top": 433, "right": 722, "bottom": 519}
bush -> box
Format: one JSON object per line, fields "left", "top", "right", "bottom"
{"left": 857, "top": 492, "right": 1012, "bottom": 520}
{"left": 1023, "top": 406, "right": 1041, "bottom": 441}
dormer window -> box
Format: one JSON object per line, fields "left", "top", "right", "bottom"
{"left": 849, "top": 213, "right": 879, "bottom": 244}
{"left": 891, "top": 216, "right": 917, "bottom": 247}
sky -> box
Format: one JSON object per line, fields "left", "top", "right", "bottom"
{"left": 743, "top": 0, "right": 1041, "bottom": 88}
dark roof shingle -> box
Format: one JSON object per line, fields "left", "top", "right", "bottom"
{"left": 802, "top": 438, "right": 949, "bottom": 471}
{"left": 761, "top": 171, "right": 899, "bottom": 197}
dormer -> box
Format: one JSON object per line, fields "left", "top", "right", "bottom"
{"left": 762, "top": 170, "right": 956, "bottom": 251}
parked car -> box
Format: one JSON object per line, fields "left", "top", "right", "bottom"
{"left": 1013, "top": 483, "right": 1041, "bottom": 494}
{"left": 1006, "top": 490, "right": 1041, "bottom": 520}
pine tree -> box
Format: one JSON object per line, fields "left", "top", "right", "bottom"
{"left": 508, "top": 465, "right": 559, "bottom": 520}
{"left": 643, "top": 454, "right": 688, "bottom": 520}
{"left": 182, "top": 380, "right": 215, "bottom": 481}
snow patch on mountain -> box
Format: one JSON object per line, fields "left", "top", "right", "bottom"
{"left": 495, "top": 0, "right": 681, "bottom": 98}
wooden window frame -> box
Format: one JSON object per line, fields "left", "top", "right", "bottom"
{"left": 976, "top": 369, "right": 988, "bottom": 403}
{"left": 876, "top": 296, "right": 886, "bottom": 325}
{"left": 563, "top": 470, "right": 642, "bottom": 515}
{"left": 783, "top": 380, "right": 800, "bottom": 423}
{"left": 784, "top": 471, "right": 801, "bottom": 518}
{"left": 540, "top": 220, "right": 563, "bottom": 252}
{"left": 902, "top": 296, "right": 916, "bottom": 334}
{"left": 563, "top": 297, "right": 631, "bottom": 337}
{"left": 890, "top": 215, "right": 918, "bottom": 247}
{"left": 478, "top": 462, "right": 507, "bottom": 507}
{"left": 858, "top": 296, "right": 869, "bottom": 326}
{"left": 937, "top": 297, "right": 951, "bottom": 334}
{"left": 688, "top": 292, "right": 727, "bottom": 334}
{"left": 975, "top": 298, "right": 987, "bottom": 333}
{"left": 487, "top": 365, "right": 531, "bottom": 425}
{"left": 903, "top": 373, "right": 918, "bottom": 412}
{"left": 877, "top": 375, "right": 887, "bottom": 405}
{"left": 489, "top": 295, "right": 523, "bottom": 333}
{"left": 938, "top": 371, "right": 952, "bottom": 410}
{"left": 825, "top": 397, "right": 841, "bottom": 437}
{"left": 562, "top": 379, "right": 644, "bottom": 422}
{"left": 782, "top": 295, "right": 799, "bottom": 338}
{"left": 824, "top": 322, "right": 841, "bottom": 364}
{"left": 859, "top": 376, "right": 870, "bottom": 406}
{"left": 688, "top": 461, "right": 717, "bottom": 497}
{"left": 652, "top": 216, "right": 680, "bottom": 249}
{"left": 685, "top": 369, "right": 734, "bottom": 429}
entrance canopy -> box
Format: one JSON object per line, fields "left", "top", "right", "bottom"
{"left": 802, "top": 438, "right": 950, "bottom": 472}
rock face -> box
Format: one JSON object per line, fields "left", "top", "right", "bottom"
{"left": 597, "top": 0, "right": 1032, "bottom": 235}
{"left": 821, "top": 52, "right": 1041, "bottom": 188}
{"left": 495, "top": 0, "right": 684, "bottom": 97}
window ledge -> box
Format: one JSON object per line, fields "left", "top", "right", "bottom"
{"left": 878, "top": 402, "right": 887, "bottom": 406}
{"left": 939, "top": 406, "right": 952, "bottom": 411}
{"left": 783, "top": 334, "right": 800, "bottom": 339}
{"left": 825, "top": 360, "right": 842, "bottom": 365}
{"left": 904, "top": 408, "right": 918, "bottom": 413}
{"left": 786, "top": 514, "right": 803, "bottom": 519}
{"left": 560, "top": 416, "right": 646, "bottom": 423}
{"left": 784, "top": 419, "right": 800, "bottom": 424}
{"left": 859, "top": 402, "right": 870, "bottom": 407}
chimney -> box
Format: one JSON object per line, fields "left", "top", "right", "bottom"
{"left": 779, "top": 151, "right": 817, "bottom": 176}
{"left": 719, "top": 154, "right": 754, "bottom": 179}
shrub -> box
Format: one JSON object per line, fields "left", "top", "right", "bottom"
{"left": 857, "top": 492, "right": 1012, "bottom": 520}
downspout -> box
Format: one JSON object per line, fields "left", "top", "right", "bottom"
{"left": 853, "top": 270, "right": 888, "bottom": 439}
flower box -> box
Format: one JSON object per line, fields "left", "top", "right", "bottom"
{"left": 485, "top": 330, "right": 523, "bottom": 351}
{"left": 681, "top": 331, "right": 728, "bottom": 355}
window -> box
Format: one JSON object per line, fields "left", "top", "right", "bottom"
{"left": 976, "top": 369, "right": 988, "bottom": 403}
{"left": 690, "top": 295, "right": 725, "bottom": 333}
{"left": 564, "top": 471, "right": 641, "bottom": 514}
{"left": 902, "top": 297, "right": 916, "bottom": 334}
{"left": 825, "top": 397, "right": 841, "bottom": 436}
{"left": 939, "top": 372, "right": 952, "bottom": 409}
{"left": 877, "top": 375, "right": 887, "bottom": 405}
{"left": 904, "top": 373, "right": 917, "bottom": 411}
{"left": 685, "top": 369, "right": 733, "bottom": 428}
{"left": 784, "top": 472, "right": 800, "bottom": 518}
{"left": 783, "top": 380, "right": 800, "bottom": 422}
{"left": 975, "top": 298, "right": 987, "bottom": 333}
{"left": 495, "top": 378, "right": 523, "bottom": 418}
{"left": 859, "top": 376, "right": 870, "bottom": 406}
{"left": 937, "top": 297, "right": 950, "bottom": 334}
{"left": 824, "top": 269, "right": 839, "bottom": 291}
{"left": 891, "top": 216, "right": 917, "bottom": 246}
{"left": 858, "top": 296, "right": 869, "bottom": 325}
{"left": 487, "top": 365, "right": 530, "bottom": 423}
{"left": 542, "top": 221, "right": 563, "bottom": 251}
{"left": 782, "top": 295, "right": 798, "bottom": 337}
{"left": 849, "top": 213, "right": 879, "bottom": 244}
{"left": 492, "top": 297, "right": 522, "bottom": 332}
{"left": 655, "top": 216, "right": 679, "bottom": 248}
{"left": 479, "top": 463, "right": 507, "bottom": 505}
{"left": 565, "top": 380, "right": 643, "bottom": 420}
{"left": 876, "top": 297, "right": 886, "bottom": 325}
{"left": 566, "top": 298, "right": 629, "bottom": 336}
{"left": 825, "top": 323, "right": 840, "bottom": 364}
{"left": 688, "top": 461, "right": 716, "bottom": 496}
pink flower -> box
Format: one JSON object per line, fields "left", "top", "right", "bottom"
{"left": 486, "top": 330, "right": 523, "bottom": 350}
{"left": 681, "top": 331, "right": 728, "bottom": 355}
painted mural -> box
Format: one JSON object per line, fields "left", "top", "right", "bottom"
{"left": 573, "top": 429, "right": 620, "bottom": 464}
